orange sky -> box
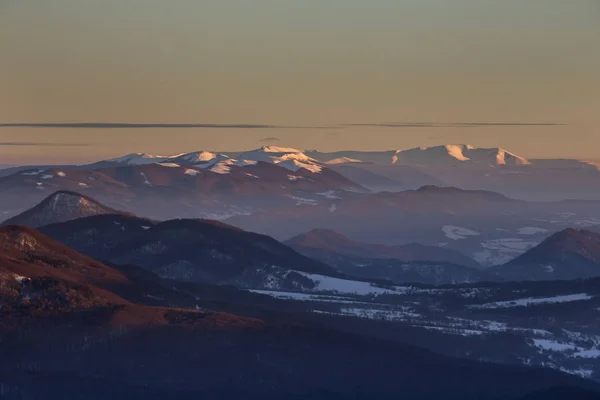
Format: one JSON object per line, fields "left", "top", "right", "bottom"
{"left": 1, "top": 1, "right": 598, "bottom": 163}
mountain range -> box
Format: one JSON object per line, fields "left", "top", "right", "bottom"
{"left": 228, "top": 185, "right": 600, "bottom": 266}
{"left": 5, "top": 185, "right": 600, "bottom": 269}
{"left": 4, "top": 143, "right": 600, "bottom": 197}
{"left": 6, "top": 190, "right": 600, "bottom": 285}
{"left": 3, "top": 188, "right": 600, "bottom": 397}
{"left": 3, "top": 144, "right": 600, "bottom": 226}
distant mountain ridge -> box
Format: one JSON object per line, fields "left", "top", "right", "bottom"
{"left": 285, "top": 228, "right": 480, "bottom": 268}
{"left": 284, "top": 229, "right": 498, "bottom": 285}
{"left": 4, "top": 144, "right": 600, "bottom": 176}
{"left": 84, "top": 144, "right": 534, "bottom": 168}
{"left": 0, "top": 158, "right": 366, "bottom": 221}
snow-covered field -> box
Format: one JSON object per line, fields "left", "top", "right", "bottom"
{"left": 246, "top": 280, "right": 600, "bottom": 380}
{"left": 442, "top": 225, "right": 480, "bottom": 240}
{"left": 473, "top": 238, "right": 540, "bottom": 265}
{"left": 517, "top": 227, "right": 549, "bottom": 235}
{"left": 296, "top": 272, "right": 410, "bottom": 295}
{"left": 469, "top": 293, "right": 593, "bottom": 309}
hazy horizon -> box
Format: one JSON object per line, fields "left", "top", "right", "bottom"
{"left": 1, "top": 1, "right": 598, "bottom": 163}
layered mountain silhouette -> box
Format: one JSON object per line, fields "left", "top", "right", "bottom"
{"left": 284, "top": 229, "right": 497, "bottom": 285}
{"left": 0, "top": 158, "right": 367, "bottom": 221}
{"left": 286, "top": 228, "right": 479, "bottom": 267}
{"left": 228, "top": 186, "right": 522, "bottom": 243}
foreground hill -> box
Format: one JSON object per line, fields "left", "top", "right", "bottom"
{"left": 0, "top": 225, "right": 238, "bottom": 328}
{"left": 39, "top": 214, "right": 346, "bottom": 290}
{"left": 0, "top": 225, "right": 128, "bottom": 319}
{"left": 493, "top": 228, "right": 600, "bottom": 281}
{"left": 1, "top": 227, "right": 598, "bottom": 399}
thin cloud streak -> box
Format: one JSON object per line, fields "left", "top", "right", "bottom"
{"left": 0, "top": 142, "right": 90, "bottom": 147}
{"left": 258, "top": 136, "right": 280, "bottom": 142}
{"left": 0, "top": 123, "right": 330, "bottom": 129}
{"left": 346, "top": 122, "right": 565, "bottom": 128}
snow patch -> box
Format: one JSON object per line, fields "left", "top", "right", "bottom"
{"left": 517, "top": 227, "right": 549, "bottom": 235}
{"left": 534, "top": 339, "right": 580, "bottom": 352}
{"left": 317, "top": 190, "right": 341, "bottom": 199}
{"left": 296, "top": 272, "right": 409, "bottom": 296}
{"left": 442, "top": 225, "right": 480, "bottom": 240}
{"left": 140, "top": 172, "right": 152, "bottom": 186}
{"left": 177, "top": 151, "right": 218, "bottom": 163}
{"left": 235, "top": 146, "right": 323, "bottom": 173}
{"left": 13, "top": 274, "right": 30, "bottom": 284}
{"left": 574, "top": 349, "right": 600, "bottom": 358}
{"left": 473, "top": 238, "right": 540, "bottom": 266}
{"left": 288, "top": 196, "right": 318, "bottom": 206}
{"left": 444, "top": 145, "right": 471, "bottom": 161}
{"left": 324, "top": 157, "right": 362, "bottom": 165}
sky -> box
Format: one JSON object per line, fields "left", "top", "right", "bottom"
{"left": 0, "top": 0, "right": 598, "bottom": 164}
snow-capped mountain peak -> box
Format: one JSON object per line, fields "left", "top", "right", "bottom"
{"left": 93, "top": 143, "right": 532, "bottom": 172}
{"left": 174, "top": 151, "right": 221, "bottom": 163}
{"left": 235, "top": 147, "right": 323, "bottom": 173}
{"left": 394, "top": 144, "right": 531, "bottom": 166}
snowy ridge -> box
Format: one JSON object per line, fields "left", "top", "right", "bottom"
{"left": 174, "top": 151, "right": 218, "bottom": 163}
{"left": 393, "top": 144, "right": 532, "bottom": 166}
{"left": 322, "top": 157, "right": 363, "bottom": 165}
{"left": 234, "top": 146, "right": 323, "bottom": 173}
{"left": 100, "top": 146, "right": 325, "bottom": 174}
{"left": 95, "top": 144, "right": 534, "bottom": 172}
